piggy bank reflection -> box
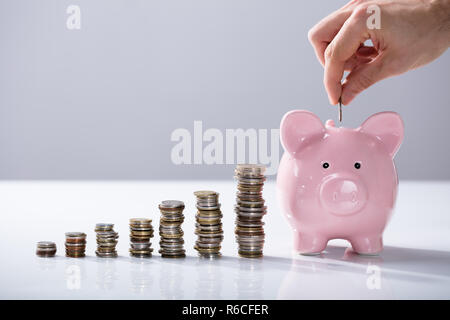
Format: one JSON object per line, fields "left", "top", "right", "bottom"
{"left": 277, "top": 110, "right": 404, "bottom": 255}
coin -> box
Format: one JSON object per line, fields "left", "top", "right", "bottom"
{"left": 129, "top": 218, "right": 154, "bottom": 258}
{"left": 236, "top": 163, "right": 266, "bottom": 173}
{"left": 65, "top": 232, "right": 86, "bottom": 238}
{"left": 158, "top": 200, "right": 185, "bottom": 258}
{"left": 65, "top": 232, "right": 87, "bottom": 258}
{"left": 36, "top": 241, "right": 57, "bottom": 257}
{"left": 194, "top": 190, "right": 218, "bottom": 197}
{"left": 96, "top": 251, "right": 117, "bottom": 258}
{"left": 95, "top": 223, "right": 114, "bottom": 232}
{"left": 130, "top": 218, "right": 152, "bottom": 224}
{"left": 234, "top": 164, "right": 267, "bottom": 258}
{"left": 193, "top": 190, "right": 223, "bottom": 258}
{"left": 65, "top": 242, "right": 86, "bottom": 247}
{"left": 159, "top": 200, "right": 185, "bottom": 209}
{"left": 95, "top": 223, "right": 118, "bottom": 258}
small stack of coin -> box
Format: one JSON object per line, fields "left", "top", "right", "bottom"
{"left": 234, "top": 164, "right": 267, "bottom": 258}
{"left": 65, "top": 232, "right": 87, "bottom": 258}
{"left": 95, "top": 223, "right": 118, "bottom": 258}
{"left": 36, "top": 241, "right": 57, "bottom": 257}
{"left": 158, "top": 200, "right": 186, "bottom": 258}
{"left": 194, "top": 191, "right": 223, "bottom": 258}
{"left": 129, "top": 218, "right": 154, "bottom": 258}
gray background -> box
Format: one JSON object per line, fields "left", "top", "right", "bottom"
{"left": 0, "top": 0, "right": 449, "bottom": 180}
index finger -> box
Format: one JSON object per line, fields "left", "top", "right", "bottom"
{"left": 323, "top": 9, "right": 370, "bottom": 105}
{"left": 308, "top": 9, "right": 353, "bottom": 66}
{"left": 308, "top": 1, "right": 361, "bottom": 66}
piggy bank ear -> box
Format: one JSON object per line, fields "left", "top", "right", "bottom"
{"left": 280, "top": 110, "right": 325, "bottom": 156}
{"left": 360, "top": 112, "right": 404, "bottom": 158}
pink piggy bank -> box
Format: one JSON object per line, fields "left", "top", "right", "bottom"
{"left": 277, "top": 110, "right": 404, "bottom": 255}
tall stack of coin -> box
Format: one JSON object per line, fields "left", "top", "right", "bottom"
{"left": 129, "top": 218, "right": 154, "bottom": 258}
{"left": 36, "top": 241, "right": 57, "bottom": 257}
{"left": 158, "top": 200, "right": 186, "bottom": 258}
{"left": 234, "top": 164, "right": 267, "bottom": 258}
{"left": 194, "top": 191, "right": 223, "bottom": 258}
{"left": 95, "top": 223, "right": 118, "bottom": 258}
{"left": 65, "top": 232, "right": 87, "bottom": 258}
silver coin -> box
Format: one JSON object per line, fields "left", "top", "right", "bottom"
{"left": 95, "top": 223, "right": 114, "bottom": 229}
{"left": 160, "top": 246, "right": 184, "bottom": 250}
{"left": 196, "top": 204, "right": 221, "bottom": 211}
{"left": 159, "top": 225, "right": 182, "bottom": 230}
{"left": 65, "top": 232, "right": 86, "bottom": 238}
{"left": 160, "top": 200, "right": 185, "bottom": 208}
{"left": 96, "top": 230, "right": 118, "bottom": 236}
{"left": 96, "top": 251, "right": 118, "bottom": 258}
{"left": 160, "top": 244, "right": 185, "bottom": 250}
{"left": 130, "top": 226, "right": 153, "bottom": 231}
{"left": 37, "top": 247, "right": 58, "bottom": 252}
{"left": 65, "top": 242, "right": 86, "bottom": 247}
{"left": 197, "top": 202, "right": 220, "bottom": 208}
{"left": 195, "top": 242, "right": 221, "bottom": 248}
{"left": 197, "top": 237, "right": 223, "bottom": 244}
{"left": 97, "top": 241, "right": 118, "bottom": 247}
{"left": 159, "top": 229, "right": 183, "bottom": 235}
{"left": 238, "top": 245, "right": 264, "bottom": 250}
{"left": 37, "top": 241, "right": 56, "bottom": 248}
{"left": 195, "top": 223, "right": 222, "bottom": 230}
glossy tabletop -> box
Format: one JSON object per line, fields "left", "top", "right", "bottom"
{"left": 0, "top": 180, "right": 449, "bottom": 299}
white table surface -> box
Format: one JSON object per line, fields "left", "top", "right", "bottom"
{"left": 0, "top": 180, "right": 449, "bottom": 300}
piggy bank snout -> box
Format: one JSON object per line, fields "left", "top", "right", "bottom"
{"left": 319, "top": 175, "right": 367, "bottom": 216}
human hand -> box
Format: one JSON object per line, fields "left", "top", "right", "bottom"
{"left": 308, "top": 0, "right": 450, "bottom": 105}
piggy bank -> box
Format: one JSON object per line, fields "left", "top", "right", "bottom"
{"left": 277, "top": 110, "right": 404, "bottom": 255}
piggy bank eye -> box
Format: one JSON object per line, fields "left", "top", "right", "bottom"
{"left": 354, "top": 162, "right": 361, "bottom": 169}
{"left": 322, "top": 162, "right": 330, "bottom": 169}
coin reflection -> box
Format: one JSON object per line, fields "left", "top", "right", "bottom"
{"left": 159, "top": 261, "right": 183, "bottom": 299}
{"left": 65, "top": 259, "right": 84, "bottom": 290}
{"left": 130, "top": 259, "right": 153, "bottom": 294}
{"left": 96, "top": 258, "right": 118, "bottom": 290}
{"left": 36, "top": 256, "right": 57, "bottom": 271}
{"left": 235, "top": 258, "right": 264, "bottom": 299}
{"left": 195, "top": 258, "right": 222, "bottom": 299}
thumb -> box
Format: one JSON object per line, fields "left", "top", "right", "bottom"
{"left": 341, "top": 57, "right": 390, "bottom": 105}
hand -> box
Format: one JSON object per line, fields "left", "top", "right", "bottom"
{"left": 308, "top": 0, "right": 450, "bottom": 105}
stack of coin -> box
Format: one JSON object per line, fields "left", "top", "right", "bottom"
{"left": 65, "top": 232, "right": 87, "bottom": 258}
{"left": 129, "top": 218, "right": 154, "bottom": 258}
{"left": 36, "top": 241, "right": 57, "bottom": 257}
{"left": 158, "top": 200, "right": 186, "bottom": 258}
{"left": 234, "top": 164, "right": 267, "bottom": 258}
{"left": 194, "top": 191, "right": 223, "bottom": 258}
{"left": 95, "top": 223, "right": 118, "bottom": 258}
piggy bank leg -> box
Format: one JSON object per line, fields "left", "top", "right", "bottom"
{"left": 294, "top": 233, "right": 328, "bottom": 255}
{"left": 350, "top": 235, "right": 383, "bottom": 255}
